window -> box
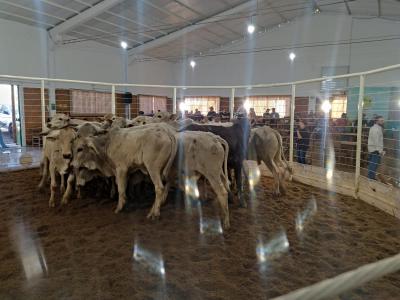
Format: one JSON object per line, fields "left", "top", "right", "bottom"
{"left": 139, "top": 95, "right": 167, "bottom": 114}
{"left": 244, "top": 96, "right": 290, "bottom": 117}
{"left": 183, "top": 96, "right": 220, "bottom": 114}
{"left": 71, "top": 90, "right": 112, "bottom": 115}
{"left": 330, "top": 95, "right": 347, "bottom": 119}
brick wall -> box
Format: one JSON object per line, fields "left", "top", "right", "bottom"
{"left": 23, "top": 87, "right": 49, "bottom": 146}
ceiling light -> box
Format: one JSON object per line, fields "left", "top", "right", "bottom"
{"left": 190, "top": 60, "right": 196, "bottom": 68}
{"left": 314, "top": 7, "right": 321, "bottom": 14}
{"left": 120, "top": 41, "right": 128, "bottom": 49}
{"left": 247, "top": 24, "right": 255, "bottom": 34}
{"left": 289, "top": 52, "right": 296, "bottom": 61}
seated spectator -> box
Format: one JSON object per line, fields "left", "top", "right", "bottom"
{"left": 194, "top": 108, "right": 202, "bottom": 115}
{"left": 263, "top": 108, "right": 270, "bottom": 118}
{"left": 270, "top": 108, "right": 279, "bottom": 127}
{"left": 270, "top": 108, "right": 280, "bottom": 119}
{"left": 207, "top": 106, "right": 218, "bottom": 121}
{"left": 335, "top": 113, "right": 348, "bottom": 133}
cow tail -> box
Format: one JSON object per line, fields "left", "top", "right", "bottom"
{"left": 163, "top": 132, "right": 178, "bottom": 180}
{"left": 274, "top": 130, "right": 292, "bottom": 174}
{"left": 215, "top": 136, "right": 230, "bottom": 190}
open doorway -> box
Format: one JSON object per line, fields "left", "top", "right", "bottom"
{"left": 0, "top": 84, "right": 21, "bottom": 148}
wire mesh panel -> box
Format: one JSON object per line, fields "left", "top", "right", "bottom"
{"left": 361, "top": 70, "right": 400, "bottom": 188}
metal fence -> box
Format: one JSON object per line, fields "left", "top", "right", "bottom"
{"left": 0, "top": 64, "right": 399, "bottom": 216}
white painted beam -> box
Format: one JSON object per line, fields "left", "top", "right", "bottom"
{"left": 129, "top": 0, "right": 258, "bottom": 56}
{"left": 49, "top": 0, "right": 124, "bottom": 41}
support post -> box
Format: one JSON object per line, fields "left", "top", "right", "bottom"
{"left": 230, "top": 88, "right": 235, "bottom": 119}
{"left": 41, "top": 80, "right": 46, "bottom": 131}
{"left": 111, "top": 85, "right": 116, "bottom": 115}
{"left": 11, "top": 85, "right": 17, "bottom": 142}
{"left": 289, "top": 84, "right": 296, "bottom": 165}
{"left": 173, "top": 88, "right": 177, "bottom": 114}
{"left": 354, "top": 75, "right": 365, "bottom": 195}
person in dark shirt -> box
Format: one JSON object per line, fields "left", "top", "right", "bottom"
{"left": 296, "top": 120, "right": 310, "bottom": 164}
{"left": 207, "top": 106, "right": 217, "bottom": 121}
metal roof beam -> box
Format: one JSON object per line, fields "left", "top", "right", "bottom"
{"left": 344, "top": 0, "right": 352, "bottom": 15}
{"left": 49, "top": 0, "right": 124, "bottom": 41}
{"left": 129, "top": 0, "right": 258, "bottom": 56}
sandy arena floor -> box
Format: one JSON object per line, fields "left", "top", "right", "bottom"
{"left": 1, "top": 168, "right": 400, "bottom": 299}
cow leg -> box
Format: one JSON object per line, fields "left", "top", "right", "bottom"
{"left": 62, "top": 173, "right": 75, "bottom": 205}
{"left": 147, "top": 170, "right": 164, "bottom": 220}
{"left": 264, "top": 159, "right": 280, "bottom": 196}
{"left": 110, "top": 178, "right": 117, "bottom": 199}
{"left": 206, "top": 174, "right": 230, "bottom": 229}
{"left": 60, "top": 173, "right": 66, "bottom": 194}
{"left": 38, "top": 158, "right": 49, "bottom": 191}
{"left": 161, "top": 182, "right": 171, "bottom": 205}
{"left": 49, "top": 163, "right": 57, "bottom": 208}
{"left": 234, "top": 164, "right": 247, "bottom": 208}
{"left": 114, "top": 167, "right": 128, "bottom": 213}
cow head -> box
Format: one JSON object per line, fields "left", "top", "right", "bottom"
{"left": 47, "top": 113, "right": 70, "bottom": 129}
{"left": 153, "top": 111, "right": 176, "bottom": 122}
{"left": 58, "top": 127, "right": 77, "bottom": 160}
{"left": 72, "top": 135, "right": 111, "bottom": 176}
{"left": 131, "top": 116, "right": 153, "bottom": 126}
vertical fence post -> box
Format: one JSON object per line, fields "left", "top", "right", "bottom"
{"left": 173, "top": 87, "right": 177, "bottom": 114}
{"left": 41, "top": 80, "right": 46, "bottom": 131}
{"left": 289, "top": 84, "right": 296, "bottom": 165}
{"left": 354, "top": 75, "right": 365, "bottom": 196}
{"left": 230, "top": 88, "right": 235, "bottom": 119}
{"left": 111, "top": 85, "right": 116, "bottom": 115}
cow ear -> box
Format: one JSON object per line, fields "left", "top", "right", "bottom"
{"left": 85, "top": 138, "right": 100, "bottom": 155}
{"left": 42, "top": 130, "right": 60, "bottom": 140}
{"left": 170, "top": 114, "right": 177, "bottom": 121}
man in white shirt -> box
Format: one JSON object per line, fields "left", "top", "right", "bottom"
{"left": 367, "top": 116, "right": 384, "bottom": 180}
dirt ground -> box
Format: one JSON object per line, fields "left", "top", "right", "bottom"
{"left": 0, "top": 168, "right": 400, "bottom": 300}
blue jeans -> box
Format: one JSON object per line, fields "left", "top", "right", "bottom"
{"left": 368, "top": 152, "right": 381, "bottom": 180}
{"left": 297, "top": 148, "right": 307, "bottom": 164}
{"left": 0, "top": 131, "right": 7, "bottom": 148}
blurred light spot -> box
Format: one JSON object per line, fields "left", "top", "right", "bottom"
{"left": 132, "top": 243, "right": 165, "bottom": 278}
{"left": 295, "top": 197, "right": 318, "bottom": 234}
{"left": 256, "top": 231, "right": 289, "bottom": 265}
{"left": 179, "top": 102, "right": 187, "bottom": 112}
{"left": 11, "top": 221, "right": 48, "bottom": 283}
{"left": 244, "top": 99, "right": 251, "bottom": 113}
{"left": 190, "top": 60, "right": 196, "bottom": 68}
{"left": 247, "top": 164, "right": 261, "bottom": 191}
{"left": 321, "top": 100, "right": 331, "bottom": 113}
{"left": 289, "top": 52, "right": 296, "bottom": 61}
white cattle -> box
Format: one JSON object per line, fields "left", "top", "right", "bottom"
{"left": 171, "top": 131, "right": 231, "bottom": 228}
{"left": 247, "top": 126, "right": 292, "bottom": 196}
{"left": 38, "top": 127, "right": 77, "bottom": 207}
{"left": 68, "top": 124, "right": 178, "bottom": 218}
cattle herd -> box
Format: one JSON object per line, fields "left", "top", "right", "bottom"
{"left": 38, "top": 112, "right": 292, "bottom": 229}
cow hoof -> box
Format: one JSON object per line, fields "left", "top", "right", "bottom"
{"left": 239, "top": 200, "right": 247, "bottom": 208}
{"left": 61, "top": 198, "right": 69, "bottom": 205}
{"left": 114, "top": 207, "right": 122, "bottom": 214}
{"left": 147, "top": 212, "right": 160, "bottom": 220}
{"left": 49, "top": 202, "right": 55, "bottom": 208}
{"left": 38, "top": 185, "right": 44, "bottom": 192}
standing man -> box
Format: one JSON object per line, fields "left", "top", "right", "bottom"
{"left": 296, "top": 120, "right": 310, "bottom": 164}
{"left": 367, "top": 116, "right": 384, "bottom": 180}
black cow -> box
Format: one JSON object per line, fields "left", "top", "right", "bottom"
{"left": 179, "top": 118, "right": 251, "bottom": 207}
